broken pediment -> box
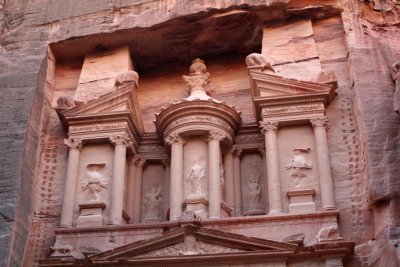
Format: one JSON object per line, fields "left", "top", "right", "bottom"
{"left": 56, "top": 82, "right": 144, "bottom": 153}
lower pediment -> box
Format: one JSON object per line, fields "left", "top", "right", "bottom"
{"left": 40, "top": 223, "right": 353, "bottom": 266}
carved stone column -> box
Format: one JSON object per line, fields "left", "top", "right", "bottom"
{"left": 223, "top": 148, "right": 235, "bottom": 208}
{"left": 126, "top": 156, "right": 138, "bottom": 221}
{"left": 109, "top": 134, "right": 131, "bottom": 225}
{"left": 133, "top": 158, "right": 145, "bottom": 223}
{"left": 310, "top": 117, "right": 336, "bottom": 210}
{"left": 166, "top": 133, "right": 184, "bottom": 221}
{"left": 60, "top": 138, "right": 82, "bottom": 227}
{"left": 260, "top": 121, "right": 283, "bottom": 214}
{"left": 233, "top": 148, "right": 242, "bottom": 216}
{"left": 208, "top": 130, "right": 225, "bottom": 219}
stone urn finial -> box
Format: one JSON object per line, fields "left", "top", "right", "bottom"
{"left": 183, "top": 58, "right": 218, "bottom": 101}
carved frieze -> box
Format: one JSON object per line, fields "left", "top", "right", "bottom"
{"left": 163, "top": 115, "right": 233, "bottom": 136}
{"left": 261, "top": 103, "right": 324, "bottom": 116}
{"left": 69, "top": 122, "right": 128, "bottom": 134}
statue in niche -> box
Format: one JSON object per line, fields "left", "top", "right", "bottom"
{"left": 247, "top": 173, "right": 262, "bottom": 210}
{"left": 285, "top": 148, "right": 313, "bottom": 188}
{"left": 391, "top": 59, "right": 400, "bottom": 113}
{"left": 143, "top": 187, "right": 162, "bottom": 221}
{"left": 81, "top": 163, "right": 108, "bottom": 202}
{"left": 186, "top": 158, "right": 206, "bottom": 199}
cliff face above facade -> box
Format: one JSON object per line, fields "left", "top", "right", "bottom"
{"left": 0, "top": 0, "right": 399, "bottom": 266}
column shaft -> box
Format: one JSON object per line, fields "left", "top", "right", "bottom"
{"left": 233, "top": 149, "right": 242, "bottom": 216}
{"left": 60, "top": 139, "right": 82, "bottom": 227}
{"left": 126, "top": 158, "right": 137, "bottom": 221}
{"left": 261, "top": 122, "right": 283, "bottom": 214}
{"left": 133, "top": 160, "right": 144, "bottom": 223}
{"left": 208, "top": 131, "right": 224, "bottom": 219}
{"left": 168, "top": 135, "right": 184, "bottom": 221}
{"left": 223, "top": 149, "right": 235, "bottom": 207}
{"left": 110, "top": 135, "right": 130, "bottom": 225}
{"left": 311, "top": 118, "right": 336, "bottom": 210}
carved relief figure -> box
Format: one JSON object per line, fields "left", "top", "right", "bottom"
{"left": 220, "top": 162, "right": 225, "bottom": 200}
{"left": 391, "top": 59, "right": 400, "bottom": 113}
{"left": 186, "top": 158, "right": 206, "bottom": 198}
{"left": 285, "top": 148, "right": 312, "bottom": 187}
{"left": 247, "top": 173, "right": 262, "bottom": 210}
{"left": 143, "top": 187, "right": 162, "bottom": 221}
{"left": 81, "top": 163, "right": 108, "bottom": 202}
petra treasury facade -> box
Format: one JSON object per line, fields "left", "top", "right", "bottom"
{"left": 1, "top": 0, "right": 400, "bottom": 266}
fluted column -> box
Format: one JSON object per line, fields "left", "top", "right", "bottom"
{"left": 233, "top": 148, "right": 242, "bottom": 216}
{"left": 133, "top": 158, "right": 145, "bottom": 223}
{"left": 223, "top": 148, "right": 235, "bottom": 207}
{"left": 109, "top": 134, "right": 131, "bottom": 225}
{"left": 126, "top": 156, "right": 138, "bottom": 221}
{"left": 60, "top": 138, "right": 82, "bottom": 227}
{"left": 310, "top": 117, "right": 336, "bottom": 210}
{"left": 260, "top": 121, "right": 283, "bottom": 214}
{"left": 208, "top": 130, "right": 225, "bottom": 219}
{"left": 166, "top": 133, "right": 185, "bottom": 221}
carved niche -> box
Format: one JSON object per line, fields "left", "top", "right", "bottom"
{"left": 240, "top": 153, "right": 265, "bottom": 215}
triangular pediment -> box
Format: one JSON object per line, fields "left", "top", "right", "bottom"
{"left": 89, "top": 224, "right": 298, "bottom": 261}
{"left": 248, "top": 70, "right": 335, "bottom": 102}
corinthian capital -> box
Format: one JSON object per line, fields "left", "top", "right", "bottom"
{"left": 259, "top": 121, "right": 279, "bottom": 134}
{"left": 109, "top": 134, "right": 132, "bottom": 146}
{"left": 209, "top": 130, "right": 226, "bottom": 141}
{"left": 64, "top": 138, "right": 82, "bottom": 150}
{"left": 310, "top": 117, "right": 328, "bottom": 129}
{"left": 165, "top": 133, "right": 185, "bottom": 146}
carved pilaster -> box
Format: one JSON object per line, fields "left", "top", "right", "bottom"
{"left": 259, "top": 121, "right": 279, "bottom": 134}
{"left": 310, "top": 117, "right": 328, "bottom": 129}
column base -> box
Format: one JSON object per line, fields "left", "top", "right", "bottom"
{"left": 287, "top": 189, "right": 316, "bottom": 214}
{"left": 77, "top": 202, "right": 106, "bottom": 228}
